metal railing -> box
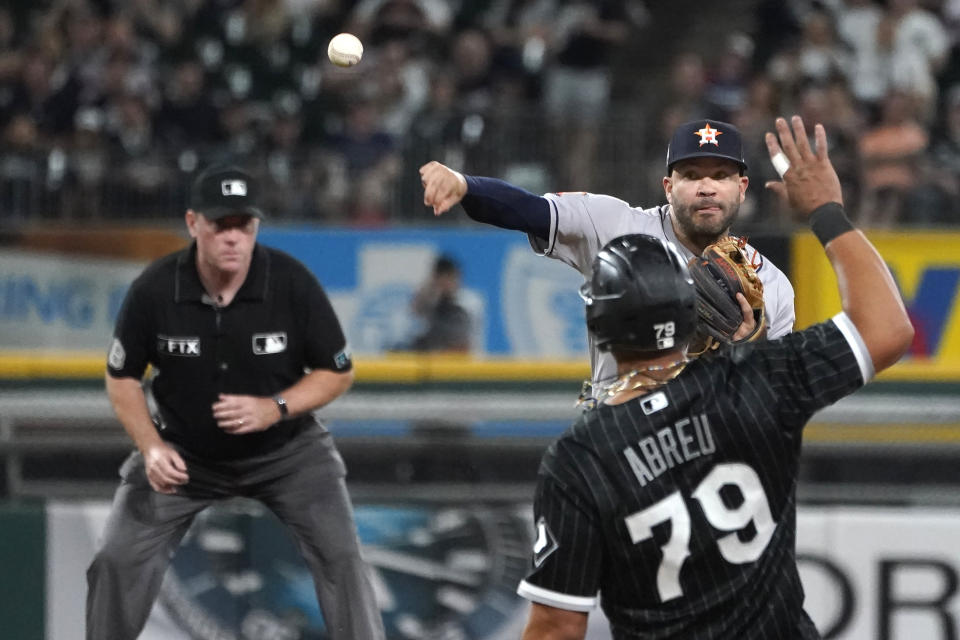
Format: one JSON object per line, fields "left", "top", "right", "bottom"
{"left": 3, "top": 389, "right": 960, "bottom": 502}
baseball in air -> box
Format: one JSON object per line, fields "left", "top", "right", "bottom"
{"left": 327, "top": 33, "right": 363, "bottom": 67}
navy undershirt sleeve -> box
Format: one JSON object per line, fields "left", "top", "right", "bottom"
{"left": 461, "top": 176, "right": 551, "bottom": 241}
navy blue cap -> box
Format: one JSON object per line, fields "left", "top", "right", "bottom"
{"left": 666, "top": 119, "right": 748, "bottom": 173}
{"left": 189, "top": 165, "right": 266, "bottom": 219}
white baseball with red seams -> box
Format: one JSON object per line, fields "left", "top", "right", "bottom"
{"left": 327, "top": 33, "right": 363, "bottom": 67}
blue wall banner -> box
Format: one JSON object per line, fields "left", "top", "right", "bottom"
{"left": 258, "top": 228, "right": 588, "bottom": 358}
{"left": 0, "top": 251, "right": 144, "bottom": 351}
{"left": 0, "top": 229, "right": 589, "bottom": 361}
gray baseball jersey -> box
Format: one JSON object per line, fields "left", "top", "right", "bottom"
{"left": 529, "top": 193, "right": 795, "bottom": 385}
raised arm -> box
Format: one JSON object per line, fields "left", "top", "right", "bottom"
{"left": 419, "top": 161, "right": 550, "bottom": 240}
{"left": 765, "top": 116, "right": 913, "bottom": 372}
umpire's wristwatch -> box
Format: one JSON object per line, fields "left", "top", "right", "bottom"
{"left": 273, "top": 395, "right": 289, "bottom": 418}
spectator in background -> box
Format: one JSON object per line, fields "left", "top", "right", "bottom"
{"left": 2, "top": 0, "right": 960, "bottom": 225}
{"left": 349, "top": 0, "right": 453, "bottom": 49}
{"left": 214, "top": 96, "right": 259, "bottom": 161}
{"left": 127, "top": 0, "right": 189, "bottom": 56}
{"left": 942, "top": 0, "right": 960, "bottom": 89}
{"left": 704, "top": 33, "right": 754, "bottom": 122}
{"left": 400, "top": 71, "right": 465, "bottom": 216}
{"left": 731, "top": 74, "right": 783, "bottom": 229}
{"left": 794, "top": 82, "right": 862, "bottom": 215}
{"left": 99, "top": 12, "right": 156, "bottom": 93}
{"left": 0, "top": 113, "right": 45, "bottom": 219}
{"left": 664, "top": 52, "right": 711, "bottom": 121}
{"left": 543, "top": 0, "right": 634, "bottom": 191}
{"left": 881, "top": 0, "right": 949, "bottom": 122}
{"left": 796, "top": 8, "right": 851, "bottom": 84}
{"left": 240, "top": 0, "right": 293, "bottom": 48}
{"left": 858, "top": 89, "right": 929, "bottom": 227}
{"left": 916, "top": 84, "right": 960, "bottom": 225}
{"left": 823, "top": 77, "right": 867, "bottom": 211}
{"left": 258, "top": 91, "right": 311, "bottom": 218}
{"left": 451, "top": 29, "right": 496, "bottom": 114}
{"left": 647, "top": 52, "right": 719, "bottom": 174}
{"left": 87, "top": 48, "right": 135, "bottom": 112}
{"left": 0, "top": 8, "right": 21, "bottom": 85}
{"left": 325, "top": 94, "right": 400, "bottom": 224}
{"left": 54, "top": 1, "right": 103, "bottom": 102}
{"left": 256, "top": 90, "right": 351, "bottom": 222}
{"left": 105, "top": 89, "right": 172, "bottom": 218}
{"left": 750, "top": 0, "right": 803, "bottom": 71}
{"left": 156, "top": 59, "right": 221, "bottom": 148}
{"left": 767, "top": 7, "right": 851, "bottom": 98}
{"left": 64, "top": 106, "right": 109, "bottom": 219}
{"left": 403, "top": 254, "right": 474, "bottom": 352}
{"left": 371, "top": 38, "right": 431, "bottom": 137}
{"left": 482, "top": 0, "right": 557, "bottom": 101}
{"left": 1, "top": 45, "right": 78, "bottom": 140}
{"left": 833, "top": 0, "right": 886, "bottom": 110}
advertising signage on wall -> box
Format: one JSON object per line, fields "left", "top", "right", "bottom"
{"left": 0, "top": 250, "right": 144, "bottom": 351}
{"left": 32, "top": 502, "right": 960, "bottom": 640}
{"left": 0, "top": 230, "right": 589, "bottom": 361}
{"left": 257, "top": 228, "right": 589, "bottom": 358}
{"left": 4, "top": 229, "right": 960, "bottom": 381}
{"left": 792, "top": 232, "right": 960, "bottom": 380}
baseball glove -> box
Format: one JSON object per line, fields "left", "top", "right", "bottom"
{"left": 687, "top": 236, "right": 766, "bottom": 352}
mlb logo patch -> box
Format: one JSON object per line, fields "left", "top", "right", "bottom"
{"left": 253, "top": 332, "right": 287, "bottom": 355}
{"left": 221, "top": 179, "right": 247, "bottom": 196}
{"left": 641, "top": 391, "right": 669, "bottom": 415}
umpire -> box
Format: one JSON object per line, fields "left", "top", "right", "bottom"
{"left": 517, "top": 117, "right": 914, "bottom": 638}
{"left": 87, "top": 165, "right": 385, "bottom": 640}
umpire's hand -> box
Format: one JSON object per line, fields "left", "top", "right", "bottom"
{"left": 213, "top": 393, "right": 278, "bottom": 434}
{"left": 420, "top": 161, "right": 467, "bottom": 215}
{"left": 143, "top": 441, "right": 189, "bottom": 494}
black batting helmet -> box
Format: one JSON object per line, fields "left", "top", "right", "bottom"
{"left": 580, "top": 234, "right": 697, "bottom": 353}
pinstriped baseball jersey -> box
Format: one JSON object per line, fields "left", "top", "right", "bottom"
{"left": 529, "top": 195, "right": 795, "bottom": 386}
{"left": 518, "top": 314, "right": 873, "bottom": 639}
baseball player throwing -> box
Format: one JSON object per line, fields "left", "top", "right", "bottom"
{"left": 420, "top": 119, "right": 795, "bottom": 391}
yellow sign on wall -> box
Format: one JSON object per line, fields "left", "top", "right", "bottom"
{"left": 792, "top": 232, "right": 960, "bottom": 381}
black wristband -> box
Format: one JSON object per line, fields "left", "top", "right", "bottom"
{"left": 809, "top": 202, "right": 855, "bottom": 246}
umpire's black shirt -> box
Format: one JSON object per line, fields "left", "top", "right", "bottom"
{"left": 107, "top": 243, "right": 352, "bottom": 460}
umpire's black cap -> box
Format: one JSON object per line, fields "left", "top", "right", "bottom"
{"left": 189, "top": 165, "right": 266, "bottom": 219}
{"left": 666, "top": 119, "right": 748, "bottom": 174}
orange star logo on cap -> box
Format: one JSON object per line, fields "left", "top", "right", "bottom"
{"left": 694, "top": 123, "right": 722, "bottom": 147}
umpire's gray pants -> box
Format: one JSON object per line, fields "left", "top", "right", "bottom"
{"left": 86, "top": 425, "right": 385, "bottom": 640}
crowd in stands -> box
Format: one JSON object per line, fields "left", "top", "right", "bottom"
{"left": 1, "top": 0, "right": 960, "bottom": 228}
